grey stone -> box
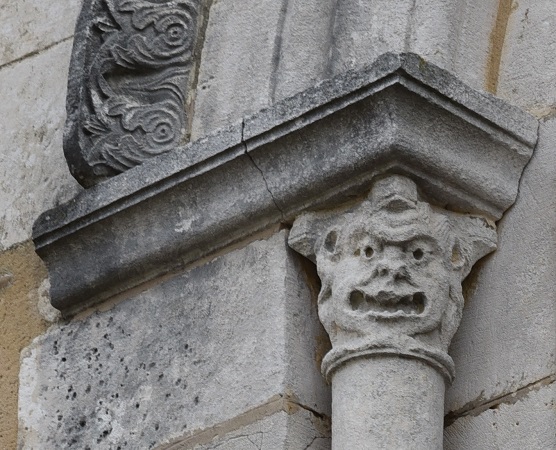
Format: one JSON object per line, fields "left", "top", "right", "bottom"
{"left": 190, "top": 0, "right": 285, "bottom": 139}
{"left": 191, "top": 0, "right": 500, "bottom": 138}
{"left": 333, "top": 358, "right": 445, "bottom": 450}
{"left": 0, "top": 0, "right": 81, "bottom": 67}
{"left": 289, "top": 175, "right": 497, "bottom": 449}
{"left": 33, "top": 54, "right": 537, "bottom": 315}
{"left": 163, "top": 409, "right": 330, "bottom": 450}
{"left": 64, "top": 0, "right": 204, "bottom": 186}
{"left": 289, "top": 175, "right": 497, "bottom": 383}
{"left": 18, "top": 231, "right": 331, "bottom": 449}
{"left": 497, "top": 0, "right": 556, "bottom": 115}
{"left": 445, "top": 381, "right": 556, "bottom": 450}
{"left": 269, "top": 0, "right": 336, "bottom": 102}
{"left": 0, "top": 40, "right": 83, "bottom": 250}
{"left": 445, "top": 117, "right": 556, "bottom": 414}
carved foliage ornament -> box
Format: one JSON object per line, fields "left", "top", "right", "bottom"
{"left": 289, "top": 175, "right": 497, "bottom": 382}
{"left": 65, "top": 0, "right": 201, "bottom": 186}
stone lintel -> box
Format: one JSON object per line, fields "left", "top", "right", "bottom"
{"left": 33, "top": 53, "right": 538, "bottom": 314}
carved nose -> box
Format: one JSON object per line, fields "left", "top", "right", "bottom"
{"left": 374, "top": 260, "right": 409, "bottom": 280}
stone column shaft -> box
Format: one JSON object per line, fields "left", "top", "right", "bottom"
{"left": 333, "top": 357, "right": 445, "bottom": 450}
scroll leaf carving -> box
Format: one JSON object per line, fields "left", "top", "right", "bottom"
{"left": 65, "top": 0, "right": 201, "bottom": 186}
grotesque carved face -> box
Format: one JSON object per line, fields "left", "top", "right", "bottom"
{"left": 315, "top": 176, "right": 463, "bottom": 348}
{"left": 289, "top": 174, "right": 497, "bottom": 378}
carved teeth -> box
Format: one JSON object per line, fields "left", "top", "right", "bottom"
{"left": 349, "top": 290, "right": 425, "bottom": 315}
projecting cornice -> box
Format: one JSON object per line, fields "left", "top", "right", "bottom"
{"left": 34, "top": 53, "right": 538, "bottom": 314}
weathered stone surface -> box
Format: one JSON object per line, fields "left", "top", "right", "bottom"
{"left": 497, "top": 0, "right": 556, "bottom": 114}
{"left": 65, "top": 0, "right": 204, "bottom": 186}
{"left": 33, "top": 54, "right": 537, "bottom": 314}
{"left": 446, "top": 117, "right": 556, "bottom": 413}
{"left": 271, "top": 0, "right": 336, "bottom": 102}
{"left": 19, "top": 231, "right": 331, "bottom": 449}
{"left": 0, "top": 40, "right": 82, "bottom": 250}
{"left": 290, "top": 175, "right": 497, "bottom": 383}
{"left": 0, "top": 0, "right": 81, "bottom": 66}
{"left": 163, "top": 408, "right": 330, "bottom": 450}
{"left": 445, "top": 381, "right": 556, "bottom": 450}
{"left": 192, "top": 0, "right": 500, "bottom": 137}
{"left": 289, "top": 175, "right": 497, "bottom": 450}
{"left": 191, "top": 0, "right": 284, "bottom": 139}
{"left": 333, "top": 358, "right": 445, "bottom": 450}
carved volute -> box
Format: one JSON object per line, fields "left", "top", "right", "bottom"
{"left": 64, "top": 0, "right": 203, "bottom": 187}
{"left": 290, "top": 175, "right": 497, "bottom": 382}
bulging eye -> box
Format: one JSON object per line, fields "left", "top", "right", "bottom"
{"left": 413, "top": 248, "right": 424, "bottom": 260}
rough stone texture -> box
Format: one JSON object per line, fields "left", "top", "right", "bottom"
{"left": 446, "top": 117, "right": 556, "bottom": 413}
{"left": 271, "top": 0, "right": 336, "bottom": 102}
{"left": 333, "top": 358, "right": 445, "bottom": 450}
{"left": 0, "top": 242, "right": 57, "bottom": 450}
{"left": 0, "top": 40, "right": 83, "bottom": 250}
{"left": 191, "top": 0, "right": 285, "bottom": 138}
{"left": 192, "top": 0, "right": 500, "bottom": 137}
{"left": 0, "top": 0, "right": 81, "bottom": 66}
{"left": 496, "top": 0, "right": 556, "bottom": 114}
{"left": 164, "top": 408, "right": 330, "bottom": 450}
{"left": 445, "top": 381, "right": 556, "bottom": 450}
{"left": 34, "top": 54, "right": 536, "bottom": 314}
{"left": 290, "top": 175, "right": 497, "bottom": 383}
{"left": 289, "top": 175, "right": 497, "bottom": 449}
{"left": 19, "top": 231, "right": 331, "bottom": 449}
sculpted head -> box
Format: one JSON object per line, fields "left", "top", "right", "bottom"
{"left": 312, "top": 175, "right": 496, "bottom": 350}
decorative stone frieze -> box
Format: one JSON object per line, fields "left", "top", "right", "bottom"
{"left": 64, "top": 0, "right": 203, "bottom": 186}
{"left": 289, "top": 175, "right": 497, "bottom": 384}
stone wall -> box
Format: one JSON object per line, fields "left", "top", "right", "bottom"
{"left": 0, "top": 1, "right": 82, "bottom": 448}
{"left": 2, "top": 0, "right": 555, "bottom": 449}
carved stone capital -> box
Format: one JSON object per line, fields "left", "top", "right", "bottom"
{"left": 290, "top": 175, "right": 497, "bottom": 382}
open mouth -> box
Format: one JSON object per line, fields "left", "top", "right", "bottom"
{"left": 349, "top": 289, "right": 426, "bottom": 315}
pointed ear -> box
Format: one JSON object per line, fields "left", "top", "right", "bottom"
{"left": 289, "top": 212, "right": 342, "bottom": 263}
{"left": 450, "top": 215, "right": 497, "bottom": 279}
{"left": 288, "top": 213, "right": 321, "bottom": 263}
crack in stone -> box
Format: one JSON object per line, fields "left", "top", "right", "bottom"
{"left": 303, "top": 436, "right": 318, "bottom": 450}
{"left": 0, "top": 35, "right": 74, "bottom": 71}
{"left": 444, "top": 374, "right": 556, "bottom": 428}
{"left": 241, "top": 120, "right": 286, "bottom": 221}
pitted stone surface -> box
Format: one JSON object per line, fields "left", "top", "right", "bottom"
{"left": 19, "top": 231, "right": 330, "bottom": 449}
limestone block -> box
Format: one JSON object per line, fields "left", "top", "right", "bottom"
{"left": 19, "top": 231, "right": 331, "bottom": 449}
{"left": 271, "top": 0, "right": 336, "bottom": 102}
{"left": 191, "top": 0, "right": 284, "bottom": 138}
{"left": 445, "top": 382, "right": 556, "bottom": 450}
{"left": 0, "top": 0, "right": 81, "bottom": 66}
{"left": 164, "top": 409, "right": 330, "bottom": 450}
{"left": 0, "top": 40, "right": 82, "bottom": 250}
{"left": 446, "top": 118, "right": 556, "bottom": 413}
{"left": 423, "top": 0, "right": 499, "bottom": 91}
{"left": 497, "top": 1, "right": 556, "bottom": 113}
